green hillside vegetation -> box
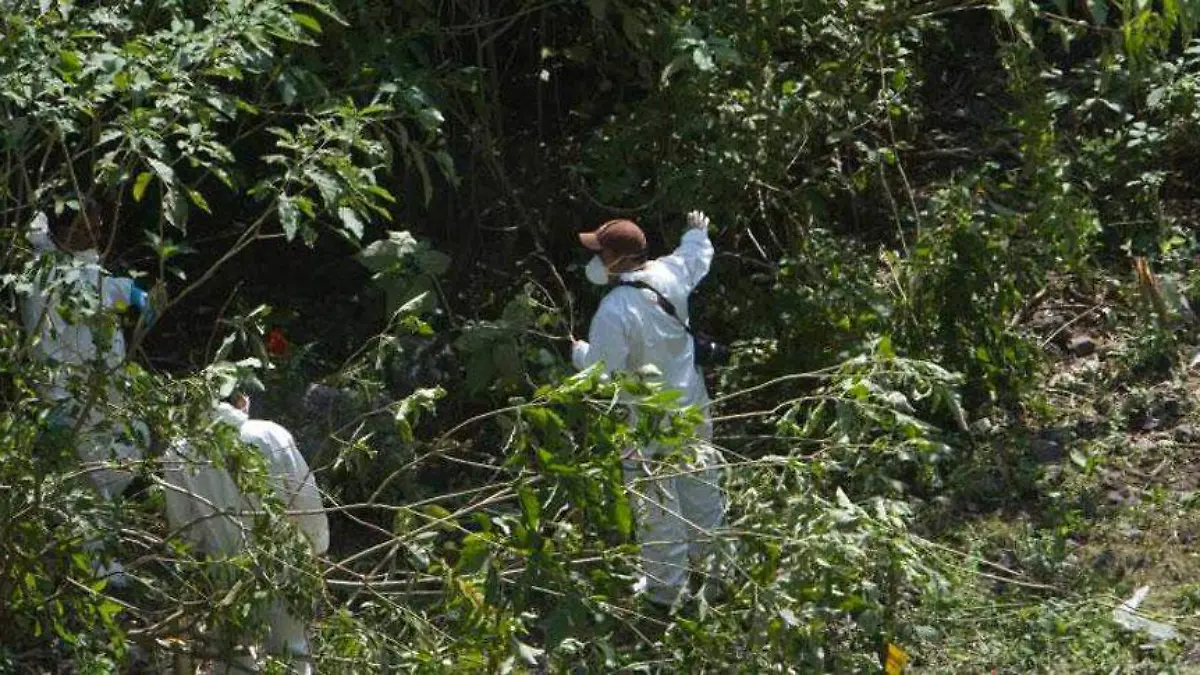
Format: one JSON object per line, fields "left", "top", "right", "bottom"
{"left": 5, "top": 0, "right": 1200, "bottom": 671}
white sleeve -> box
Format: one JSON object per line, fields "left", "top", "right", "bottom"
{"left": 572, "top": 301, "right": 630, "bottom": 373}
{"left": 658, "top": 228, "right": 714, "bottom": 293}
{"left": 251, "top": 423, "right": 330, "bottom": 556}
{"left": 277, "top": 433, "right": 329, "bottom": 556}
{"left": 162, "top": 451, "right": 203, "bottom": 547}
{"left": 100, "top": 275, "right": 136, "bottom": 310}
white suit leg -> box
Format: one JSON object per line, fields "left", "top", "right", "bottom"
{"left": 264, "top": 599, "right": 313, "bottom": 674}
{"left": 676, "top": 441, "right": 727, "bottom": 582}
{"left": 75, "top": 408, "right": 144, "bottom": 499}
{"left": 161, "top": 441, "right": 249, "bottom": 557}
{"left": 163, "top": 441, "right": 262, "bottom": 673}
{"left": 71, "top": 407, "right": 146, "bottom": 588}
{"left": 624, "top": 451, "right": 690, "bottom": 606}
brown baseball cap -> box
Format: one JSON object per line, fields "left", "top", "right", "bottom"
{"left": 578, "top": 219, "right": 647, "bottom": 257}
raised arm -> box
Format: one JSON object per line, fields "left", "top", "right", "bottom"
{"left": 658, "top": 210, "right": 714, "bottom": 293}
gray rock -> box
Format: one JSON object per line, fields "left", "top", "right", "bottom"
{"left": 1175, "top": 424, "right": 1198, "bottom": 443}
{"left": 303, "top": 383, "right": 356, "bottom": 417}
{"left": 970, "top": 418, "right": 994, "bottom": 435}
{"left": 1186, "top": 643, "right": 1200, "bottom": 664}
{"left": 1068, "top": 335, "right": 1096, "bottom": 357}
{"left": 1031, "top": 438, "right": 1064, "bottom": 462}
{"left": 1106, "top": 488, "right": 1136, "bottom": 505}
{"left": 1113, "top": 586, "right": 1180, "bottom": 642}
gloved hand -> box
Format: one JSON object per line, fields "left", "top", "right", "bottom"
{"left": 129, "top": 286, "right": 156, "bottom": 327}
{"left": 27, "top": 212, "right": 56, "bottom": 252}
{"left": 571, "top": 339, "right": 589, "bottom": 366}
{"left": 687, "top": 210, "right": 710, "bottom": 231}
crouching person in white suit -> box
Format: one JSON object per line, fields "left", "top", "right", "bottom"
{"left": 163, "top": 393, "right": 329, "bottom": 674}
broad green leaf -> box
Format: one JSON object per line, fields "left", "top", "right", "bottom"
{"left": 304, "top": 168, "right": 341, "bottom": 207}
{"left": 422, "top": 504, "right": 453, "bottom": 523}
{"left": 214, "top": 333, "right": 237, "bottom": 360}
{"left": 98, "top": 599, "right": 122, "bottom": 626}
{"left": 279, "top": 196, "right": 300, "bottom": 240}
{"left": 291, "top": 12, "right": 322, "bottom": 34}
{"left": 612, "top": 490, "right": 632, "bottom": 537}
{"left": 147, "top": 158, "right": 176, "bottom": 185}
{"left": 132, "top": 172, "right": 153, "bottom": 202}
{"left": 168, "top": 190, "right": 189, "bottom": 230}
{"left": 518, "top": 485, "right": 541, "bottom": 531}
{"left": 58, "top": 50, "right": 82, "bottom": 73}
{"left": 205, "top": 94, "right": 238, "bottom": 119}
{"left": 358, "top": 230, "right": 417, "bottom": 271}
{"left": 291, "top": 0, "right": 348, "bottom": 25}
{"left": 186, "top": 188, "right": 212, "bottom": 214}
{"left": 364, "top": 183, "right": 398, "bottom": 203}
{"left": 433, "top": 150, "right": 458, "bottom": 185}
{"left": 456, "top": 534, "right": 491, "bottom": 573}
{"left": 147, "top": 159, "right": 185, "bottom": 227}
{"left": 392, "top": 386, "right": 444, "bottom": 442}
{"left": 661, "top": 53, "right": 691, "bottom": 85}
{"left": 337, "top": 206, "right": 364, "bottom": 239}
{"left": 294, "top": 195, "right": 316, "bottom": 218}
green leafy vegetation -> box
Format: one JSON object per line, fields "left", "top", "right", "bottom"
{"left": 7, "top": 0, "right": 1200, "bottom": 672}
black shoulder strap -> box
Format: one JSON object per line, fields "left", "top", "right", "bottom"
{"left": 616, "top": 280, "right": 692, "bottom": 333}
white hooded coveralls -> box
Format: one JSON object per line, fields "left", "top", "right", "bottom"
{"left": 163, "top": 403, "right": 329, "bottom": 671}
{"left": 571, "top": 227, "right": 725, "bottom": 606}
{"left": 22, "top": 212, "right": 146, "bottom": 499}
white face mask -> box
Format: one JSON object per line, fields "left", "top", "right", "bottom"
{"left": 585, "top": 255, "right": 610, "bottom": 286}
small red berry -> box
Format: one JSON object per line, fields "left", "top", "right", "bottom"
{"left": 266, "top": 327, "right": 289, "bottom": 356}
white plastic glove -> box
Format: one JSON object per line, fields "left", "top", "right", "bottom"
{"left": 571, "top": 339, "right": 589, "bottom": 368}
{"left": 687, "top": 210, "right": 710, "bottom": 231}
{"left": 27, "top": 212, "right": 56, "bottom": 252}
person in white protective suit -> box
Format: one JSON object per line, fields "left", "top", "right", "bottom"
{"left": 571, "top": 210, "right": 725, "bottom": 608}
{"left": 22, "top": 204, "right": 156, "bottom": 496}
{"left": 163, "top": 393, "right": 328, "bottom": 674}
{"left": 21, "top": 203, "right": 156, "bottom": 585}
